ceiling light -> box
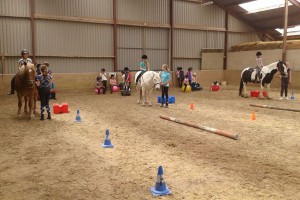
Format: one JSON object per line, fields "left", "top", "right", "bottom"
{"left": 201, "top": 0, "right": 213, "bottom": 6}
{"left": 239, "top": 0, "right": 292, "bottom": 13}
{"left": 276, "top": 25, "right": 300, "bottom": 36}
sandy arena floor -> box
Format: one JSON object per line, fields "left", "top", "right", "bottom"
{"left": 0, "top": 86, "right": 299, "bottom": 200}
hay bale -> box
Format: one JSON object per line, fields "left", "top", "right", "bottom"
{"left": 231, "top": 40, "right": 300, "bottom": 51}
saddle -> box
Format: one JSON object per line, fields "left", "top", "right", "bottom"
{"left": 253, "top": 67, "right": 261, "bottom": 83}
{"left": 136, "top": 70, "right": 146, "bottom": 84}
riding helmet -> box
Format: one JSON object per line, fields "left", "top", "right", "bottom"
{"left": 256, "top": 51, "right": 262, "bottom": 57}
{"left": 21, "top": 49, "right": 29, "bottom": 55}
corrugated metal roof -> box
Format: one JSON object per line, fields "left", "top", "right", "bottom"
{"left": 35, "top": 20, "right": 113, "bottom": 57}
{"left": 213, "top": 0, "right": 300, "bottom": 39}
{"left": 228, "top": 33, "right": 260, "bottom": 50}
{"left": 35, "top": 57, "right": 114, "bottom": 73}
{"left": 174, "top": 0, "right": 225, "bottom": 28}
{"left": 0, "top": 18, "right": 32, "bottom": 55}
{"left": 35, "top": 0, "right": 113, "bottom": 19}
{"left": 117, "top": 0, "right": 170, "bottom": 24}
{"left": 0, "top": 0, "right": 30, "bottom": 17}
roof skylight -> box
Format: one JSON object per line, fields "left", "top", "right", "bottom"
{"left": 239, "top": 0, "right": 292, "bottom": 13}
{"left": 276, "top": 25, "right": 300, "bottom": 36}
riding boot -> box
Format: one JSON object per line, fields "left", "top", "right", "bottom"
{"left": 160, "top": 98, "right": 164, "bottom": 107}
{"left": 45, "top": 105, "right": 51, "bottom": 119}
{"left": 47, "top": 112, "right": 51, "bottom": 119}
{"left": 40, "top": 106, "right": 45, "bottom": 120}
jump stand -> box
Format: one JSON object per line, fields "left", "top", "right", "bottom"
{"left": 53, "top": 103, "right": 69, "bottom": 114}
{"left": 158, "top": 96, "right": 175, "bottom": 104}
{"left": 250, "top": 90, "right": 266, "bottom": 97}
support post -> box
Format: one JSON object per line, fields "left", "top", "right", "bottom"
{"left": 113, "top": 0, "right": 117, "bottom": 72}
{"left": 282, "top": 0, "right": 289, "bottom": 62}
{"left": 170, "top": 0, "right": 174, "bottom": 71}
{"left": 29, "top": 0, "right": 36, "bottom": 63}
{"left": 223, "top": 11, "right": 228, "bottom": 70}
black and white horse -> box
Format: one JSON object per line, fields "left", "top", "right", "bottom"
{"left": 239, "top": 61, "right": 287, "bottom": 99}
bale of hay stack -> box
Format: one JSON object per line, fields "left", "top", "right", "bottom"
{"left": 231, "top": 40, "right": 300, "bottom": 51}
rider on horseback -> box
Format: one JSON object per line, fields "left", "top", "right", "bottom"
{"left": 253, "top": 51, "right": 263, "bottom": 83}
{"left": 135, "top": 55, "right": 150, "bottom": 84}
{"left": 7, "top": 49, "right": 33, "bottom": 95}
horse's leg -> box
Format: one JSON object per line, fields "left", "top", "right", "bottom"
{"left": 33, "top": 89, "right": 37, "bottom": 114}
{"left": 258, "top": 83, "right": 265, "bottom": 99}
{"left": 148, "top": 89, "right": 153, "bottom": 106}
{"left": 141, "top": 87, "right": 146, "bottom": 106}
{"left": 29, "top": 94, "right": 34, "bottom": 118}
{"left": 243, "top": 82, "right": 249, "bottom": 98}
{"left": 24, "top": 96, "right": 28, "bottom": 113}
{"left": 266, "top": 83, "right": 272, "bottom": 99}
{"left": 33, "top": 94, "right": 37, "bottom": 114}
{"left": 17, "top": 95, "right": 22, "bottom": 117}
{"left": 136, "top": 85, "right": 141, "bottom": 104}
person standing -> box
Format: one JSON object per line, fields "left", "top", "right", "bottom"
{"left": 280, "top": 63, "right": 292, "bottom": 100}
{"left": 99, "top": 68, "right": 108, "bottom": 94}
{"left": 37, "top": 65, "right": 52, "bottom": 120}
{"left": 160, "top": 64, "right": 171, "bottom": 108}
{"left": 186, "top": 67, "right": 193, "bottom": 85}
{"left": 7, "top": 49, "right": 32, "bottom": 95}
{"left": 124, "top": 67, "right": 132, "bottom": 91}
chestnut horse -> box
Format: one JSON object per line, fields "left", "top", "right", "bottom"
{"left": 15, "top": 63, "right": 37, "bottom": 118}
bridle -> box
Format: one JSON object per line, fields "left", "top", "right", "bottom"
{"left": 277, "top": 61, "right": 286, "bottom": 76}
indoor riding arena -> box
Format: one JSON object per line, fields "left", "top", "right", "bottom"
{"left": 0, "top": 1, "right": 300, "bottom": 200}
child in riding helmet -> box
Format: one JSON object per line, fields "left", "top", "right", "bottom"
{"left": 160, "top": 64, "right": 171, "bottom": 108}
{"left": 136, "top": 55, "right": 150, "bottom": 84}
{"left": 7, "top": 49, "right": 33, "bottom": 95}
{"left": 254, "top": 51, "right": 263, "bottom": 83}
{"left": 37, "top": 65, "right": 52, "bottom": 120}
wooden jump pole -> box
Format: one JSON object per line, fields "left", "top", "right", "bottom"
{"left": 250, "top": 104, "right": 300, "bottom": 112}
{"left": 159, "top": 115, "right": 238, "bottom": 140}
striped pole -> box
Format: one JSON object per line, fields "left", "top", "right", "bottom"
{"left": 250, "top": 104, "right": 300, "bottom": 112}
{"left": 159, "top": 115, "right": 238, "bottom": 140}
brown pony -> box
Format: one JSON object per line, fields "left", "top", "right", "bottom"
{"left": 15, "top": 63, "right": 37, "bottom": 118}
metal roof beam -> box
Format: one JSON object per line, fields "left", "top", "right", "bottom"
{"left": 289, "top": 0, "right": 300, "bottom": 9}
{"left": 211, "top": 0, "right": 275, "bottom": 41}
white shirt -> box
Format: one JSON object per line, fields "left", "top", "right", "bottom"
{"left": 100, "top": 72, "right": 107, "bottom": 81}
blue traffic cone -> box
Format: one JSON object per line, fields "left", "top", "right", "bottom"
{"left": 102, "top": 129, "right": 114, "bottom": 148}
{"left": 150, "top": 166, "right": 171, "bottom": 196}
{"left": 75, "top": 109, "right": 82, "bottom": 122}
{"left": 290, "top": 92, "right": 295, "bottom": 100}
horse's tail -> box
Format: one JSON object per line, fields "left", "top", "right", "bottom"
{"left": 239, "top": 78, "right": 243, "bottom": 96}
